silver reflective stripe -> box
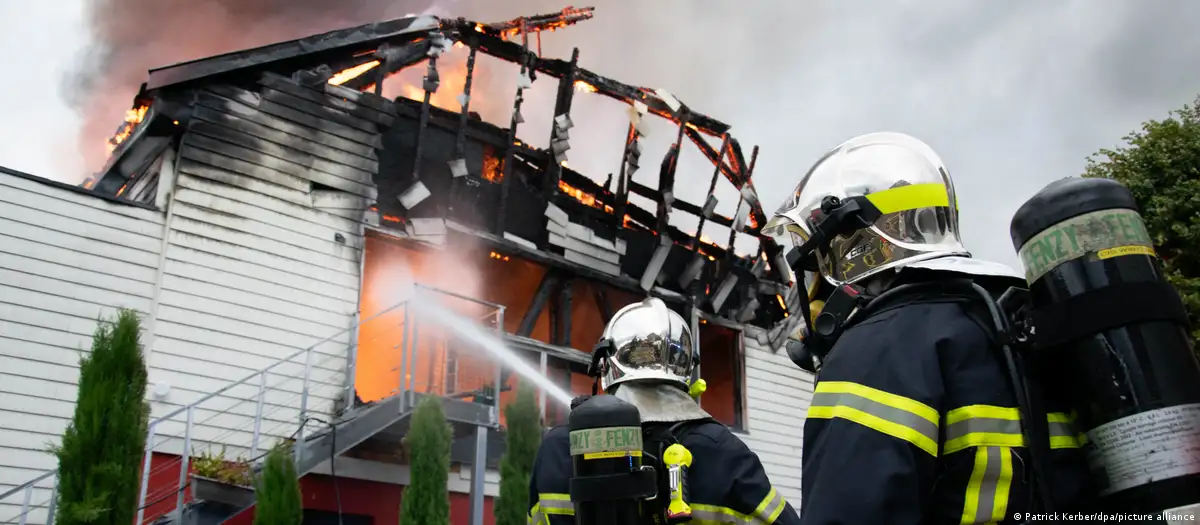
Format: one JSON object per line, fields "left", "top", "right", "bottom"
{"left": 1048, "top": 413, "right": 1084, "bottom": 448}
{"left": 754, "top": 488, "right": 788, "bottom": 524}
{"left": 810, "top": 391, "right": 939, "bottom": 442}
{"left": 539, "top": 499, "right": 573, "bottom": 513}
{"left": 690, "top": 506, "right": 742, "bottom": 524}
{"left": 961, "top": 447, "right": 1013, "bottom": 524}
{"left": 946, "top": 416, "right": 1021, "bottom": 440}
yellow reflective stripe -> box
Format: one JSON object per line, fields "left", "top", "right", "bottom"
{"left": 690, "top": 503, "right": 745, "bottom": 524}
{"left": 537, "top": 493, "right": 573, "bottom": 517}
{"left": 1047, "top": 412, "right": 1085, "bottom": 449}
{"left": 960, "top": 447, "right": 1014, "bottom": 524}
{"left": 864, "top": 183, "right": 951, "bottom": 215}
{"left": 817, "top": 382, "right": 940, "bottom": 422}
{"left": 945, "top": 406, "right": 1087, "bottom": 454}
{"left": 752, "top": 488, "right": 788, "bottom": 524}
{"left": 692, "top": 502, "right": 785, "bottom": 524}
{"left": 945, "top": 405, "right": 1022, "bottom": 454}
{"left": 808, "top": 381, "right": 940, "bottom": 456}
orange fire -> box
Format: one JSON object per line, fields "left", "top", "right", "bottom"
{"left": 106, "top": 105, "right": 149, "bottom": 154}
{"left": 559, "top": 180, "right": 614, "bottom": 213}
{"left": 573, "top": 80, "right": 597, "bottom": 93}
{"left": 329, "top": 60, "right": 381, "bottom": 85}
{"left": 482, "top": 145, "right": 503, "bottom": 183}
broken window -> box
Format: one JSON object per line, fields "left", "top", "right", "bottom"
{"left": 698, "top": 322, "right": 747, "bottom": 431}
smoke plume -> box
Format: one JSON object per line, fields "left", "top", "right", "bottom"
{"left": 67, "top": 0, "right": 442, "bottom": 174}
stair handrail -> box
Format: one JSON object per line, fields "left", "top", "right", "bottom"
{"left": 0, "top": 297, "right": 415, "bottom": 522}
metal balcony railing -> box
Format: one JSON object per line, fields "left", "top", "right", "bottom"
{"left": 0, "top": 284, "right": 524, "bottom": 525}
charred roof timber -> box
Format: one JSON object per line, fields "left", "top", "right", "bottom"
{"left": 85, "top": 6, "right": 799, "bottom": 335}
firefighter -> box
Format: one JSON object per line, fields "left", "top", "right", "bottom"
{"left": 762, "top": 132, "right": 1094, "bottom": 525}
{"left": 527, "top": 297, "right": 800, "bottom": 525}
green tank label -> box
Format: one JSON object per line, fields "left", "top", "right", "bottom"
{"left": 1018, "top": 208, "right": 1155, "bottom": 282}
{"left": 569, "top": 426, "right": 643, "bottom": 456}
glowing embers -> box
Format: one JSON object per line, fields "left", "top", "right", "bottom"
{"left": 573, "top": 80, "right": 597, "bottom": 93}
{"left": 558, "top": 180, "right": 613, "bottom": 213}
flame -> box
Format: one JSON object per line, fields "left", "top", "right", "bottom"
{"left": 475, "top": 23, "right": 486, "bottom": 33}
{"left": 116, "top": 183, "right": 128, "bottom": 197}
{"left": 106, "top": 105, "right": 149, "bottom": 154}
{"left": 623, "top": 214, "right": 635, "bottom": 228}
{"left": 329, "top": 60, "right": 381, "bottom": 86}
{"left": 558, "top": 180, "right": 614, "bottom": 213}
{"left": 560, "top": 160, "right": 570, "bottom": 168}
{"left": 454, "top": 41, "right": 465, "bottom": 49}
{"left": 573, "top": 80, "right": 597, "bottom": 93}
{"left": 482, "top": 145, "right": 503, "bottom": 183}
{"left": 382, "top": 214, "right": 402, "bottom": 223}
{"left": 489, "top": 251, "right": 511, "bottom": 262}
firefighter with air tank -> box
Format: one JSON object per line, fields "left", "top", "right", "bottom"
{"left": 527, "top": 297, "right": 800, "bottom": 525}
{"left": 764, "top": 131, "right": 1200, "bottom": 524}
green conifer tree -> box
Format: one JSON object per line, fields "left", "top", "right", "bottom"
{"left": 254, "top": 444, "right": 303, "bottom": 525}
{"left": 53, "top": 309, "right": 149, "bottom": 525}
{"left": 399, "top": 396, "right": 452, "bottom": 525}
{"left": 495, "top": 384, "right": 542, "bottom": 525}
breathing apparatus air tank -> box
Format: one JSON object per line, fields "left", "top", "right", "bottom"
{"left": 568, "top": 395, "right": 657, "bottom": 525}
{"left": 1009, "top": 177, "right": 1200, "bottom": 516}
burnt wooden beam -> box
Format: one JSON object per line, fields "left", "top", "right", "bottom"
{"left": 592, "top": 282, "right": 613, "bottom": 323}
{"left": 684, "top": 126, "right": 741, "bottom": 187}
{"left": 655, "top": 114, "right": 688, "bottom": 234}
{"left": 518, "top": 269, "right": 561, "bottom": 337}
{"left": 685, "top": 127, "right": 768, "bottom": 233}
{"left": 692, "top": 133, "right": 731, "bottom": 249}
{"left": 258, "top": 72, "right": 393, "bottom": 127}
{"left": 465, "top": 28, "right": 729, "bottom": 137}
{"left": 725, "top": 145, "right": 760, "bottom": 258}
{"left": 543, "top": 47, "right": 580, "bottom": 203}
{"left": 445, "top": 221, "right": 690, "bottom": 306}
{"left": 558, "top": 277, "right": 574, "bottom": 348}
{"left": 343, "top": 40, "right": 432, "bottom": 92}
{"left": 627, "top": 180, "right": 742, "bottom": 232}
{"left": 613, "top": 123, "right": 637, "bottom": 228}
{"left": 495, "top": 19, "right": 531, "bottom": 234}
{"left": 453, "top": 42, "right": 479, "bottom": 160}
{"left": 549, "top": 286, "right": 561, "bottom": 347}
{"left": 145, "top": 16, "right": 430, "bottom": 91}
{"left": 398, "top": 39, "right": 441, "bottom": 211}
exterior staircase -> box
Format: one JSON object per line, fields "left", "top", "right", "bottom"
{"left": 0, "top": 285, "right": 510, "bottom": 525}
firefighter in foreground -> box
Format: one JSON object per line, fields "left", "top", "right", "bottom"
{"left": 527, "top": 297, "right": 800, "bottom": 525}
{"left": 763, "top": 132, "right": 1093, "bottom": 524}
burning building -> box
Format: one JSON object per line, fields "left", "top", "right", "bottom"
{"left": 0, "top": 7, "right": 813, "bottom": 525}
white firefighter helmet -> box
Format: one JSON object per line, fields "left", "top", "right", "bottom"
{"left": 763, "top": 132, "right": 969, "bottom": 286}
{"left": 595, "top": 297, "right": 695, "bottom": 394}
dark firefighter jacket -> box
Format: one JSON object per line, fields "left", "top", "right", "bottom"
{"left": 800, "top": 274, "right": 1094, "bottom": 525}
{"left": 529, "top": 419, "right": 801, "bottom": 525}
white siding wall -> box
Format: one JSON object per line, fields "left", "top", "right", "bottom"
{"left": 738, "top": 330, "right": 814, "bottom": 507}
{"left": 145, "top": 169, "right": 361, "bottom": 461}
{"left": 0, "top": 172, "right": 166, "bottom": 522}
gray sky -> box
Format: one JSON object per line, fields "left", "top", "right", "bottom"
{"left": 2, "top": 0, "right": 1199, "bottom": 269}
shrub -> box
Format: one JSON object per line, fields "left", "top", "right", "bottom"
{"left": 399, "top": 396, "right": 452, "bottom": 525}
{"left": 495, "top": 384, "right": 542, "bottom": 525}
{"left": 254, "top": 445, "right": 302, "bottom": 525}
{"left": 53, "top": 309, "right": 150, "bottom": 525}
